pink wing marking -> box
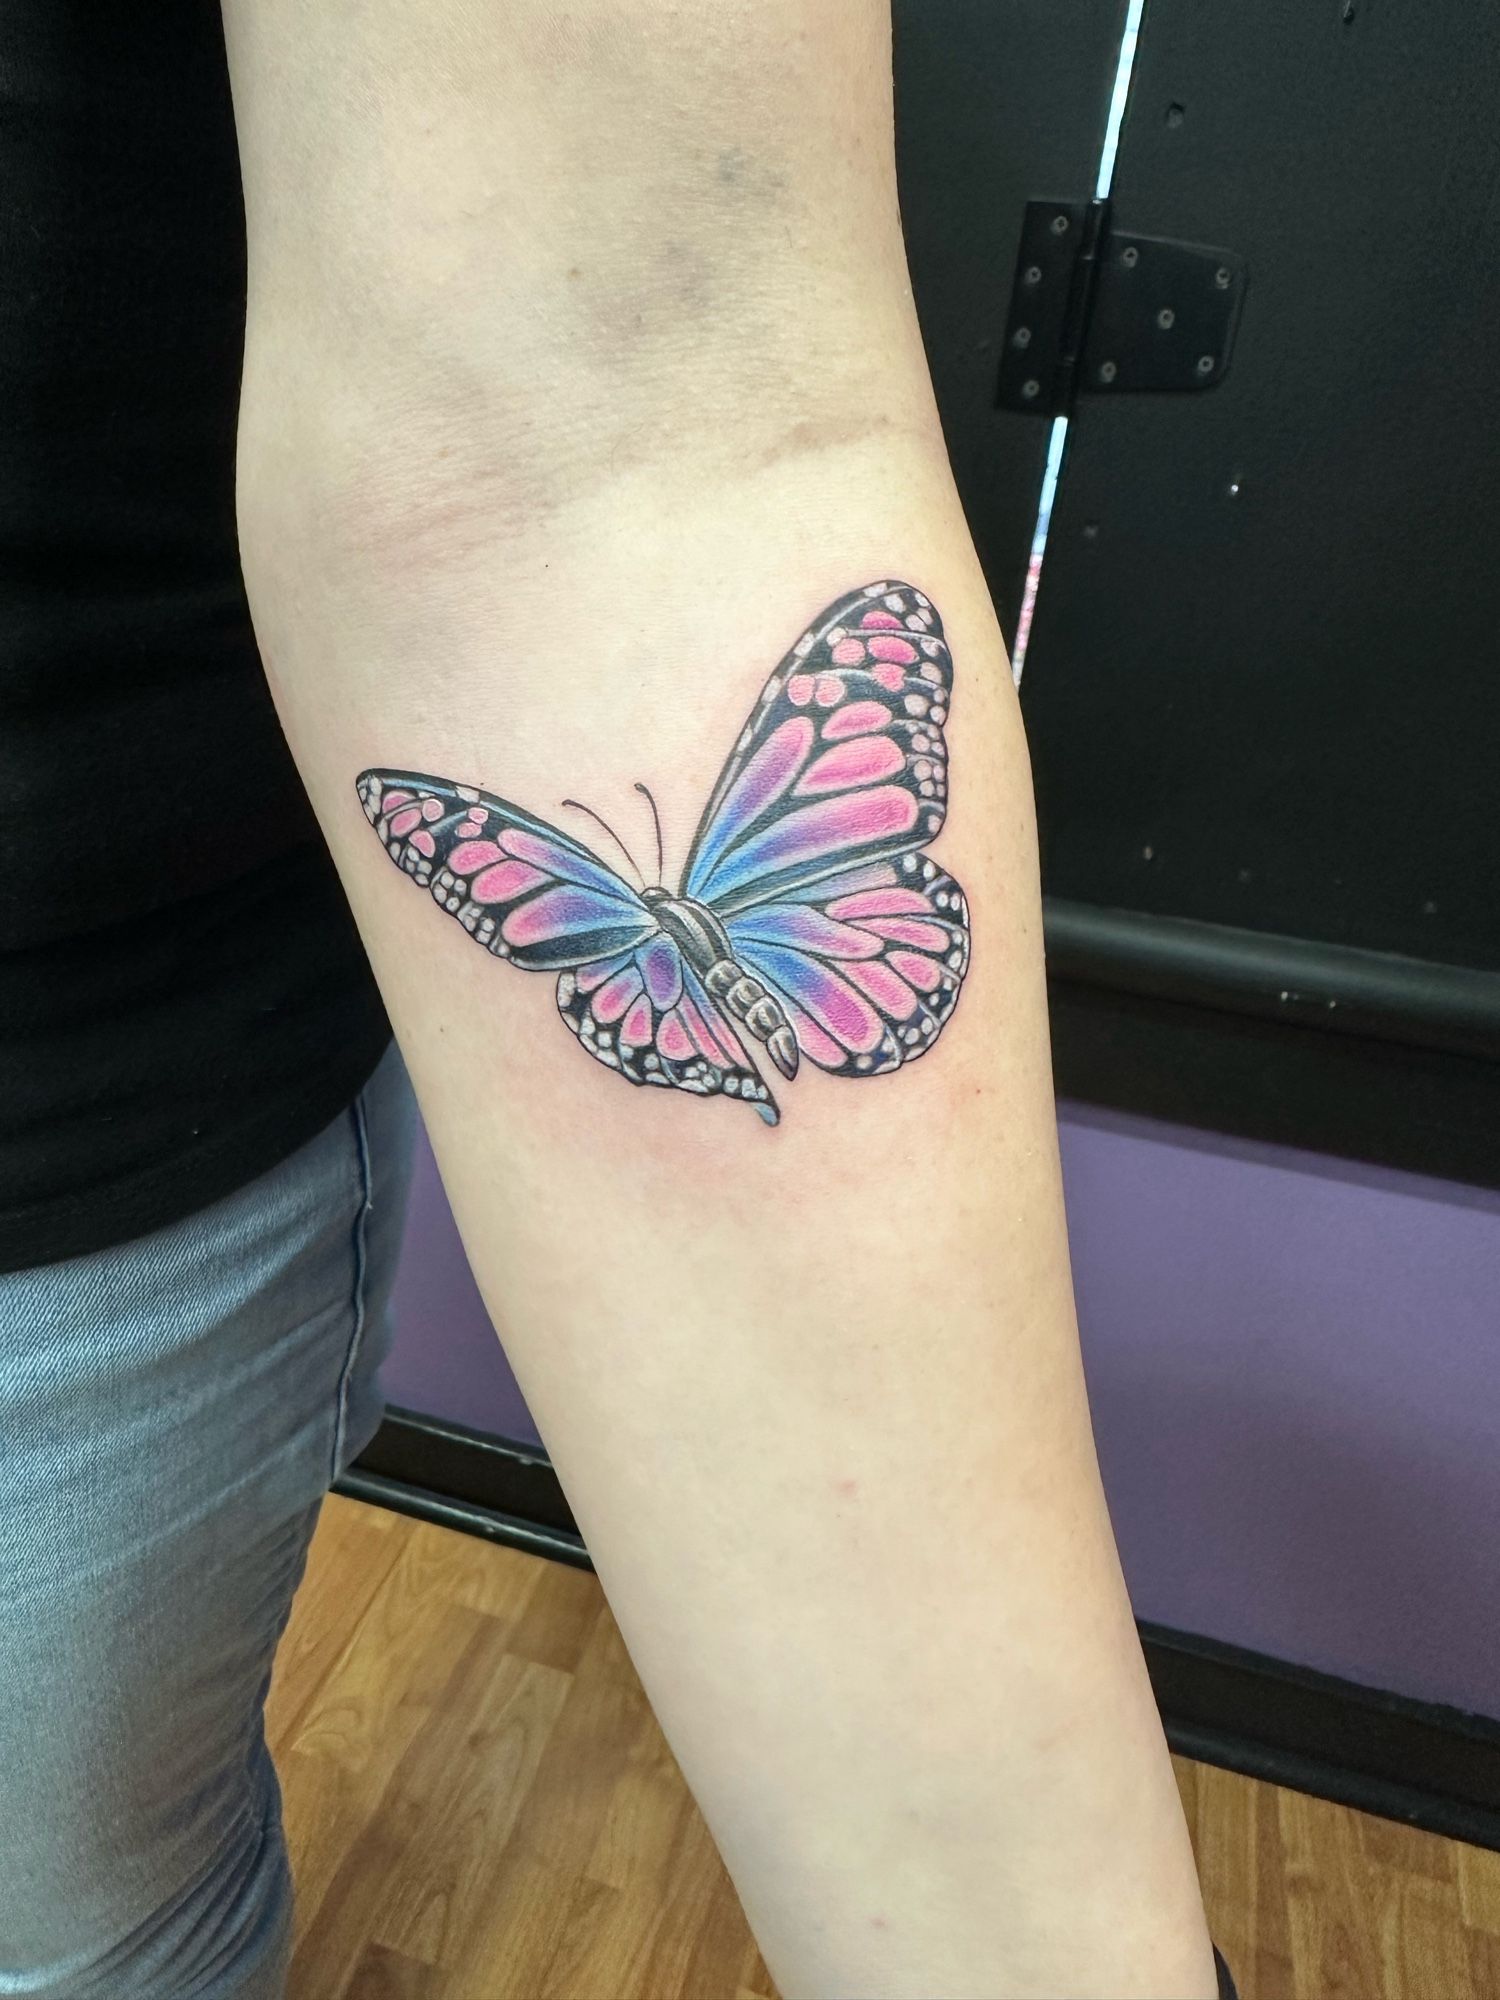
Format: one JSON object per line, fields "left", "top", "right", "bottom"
{"left": 657, "top": 1014, "right": 694, "bottom": 1062}
{"left": 448, "top": 838, "right": 502, "bottom": 872}
{"left": 843, "top": 959, "right": 919, "bottom": 1019}
{"left": 821, "top": 701, "right": 894, "bottom": 742}
{"left": 867, "top": 635, "right": 918, "bottom": 664}
{"left": 592, "top": 966, "right": 645, "bottom": 1023}
{"left": 621, "top": 995, "right": 655, "bottom": 1047}
{"left": 855, "top": 916, "right": 952, "bottom": 950}
{"left": 677, "top": 991, "right": 741, "bottom": 1068}
{"left": 825, "top": 886, "right": 936, "bottom": 919}
{"left": 470, "top": 860, "right": 548, "bottom": 903}
{"left": 889, "top": 949, "right": 945, "bottom": 993}
{"left": 793, "top": 736, "right": 905, "bottom": 796}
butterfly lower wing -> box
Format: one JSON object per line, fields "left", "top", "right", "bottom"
{"left": 358, "top": 769, "right": 656, "bottom": 969}
{"left": 682, "top": 582, "right": 952, "bottom": 917}
{"left": 556, "top": 944, "right": 780, "bottom": 1124}
{"left": 724, "top": 856, "right": 970, "bottom": 1077}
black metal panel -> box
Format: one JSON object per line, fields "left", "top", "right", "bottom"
{"left": 1020, "top": 1, "right": 1500, "bottom": 975}
{"left": 893, "top": 0, "right": 1131, "bottom": 642}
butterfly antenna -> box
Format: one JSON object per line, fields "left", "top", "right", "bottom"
{"left": 560, "top": 798, "right": 646, "bottom": 889}
{"left": 634, "top": 783, "right": 665, "bottom": 886}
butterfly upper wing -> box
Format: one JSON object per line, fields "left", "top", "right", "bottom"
{"left": 557, "top": 942, "right": 780, "bottom": 1125}
{"left": 358, "top": 770, "right": 656, "bottom": 969}
{"left": 725, "top": 856, "right": 970, "bottom": 1078}
{"left": 679, "top": 581, "right": 970, "bottom": 1077}
{"left": 682, "top": 581, "right": 952, "bottom": 917}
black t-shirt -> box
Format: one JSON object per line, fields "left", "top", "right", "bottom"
{"left": 0, "top": 3, "right": 391, "bottom": 1271}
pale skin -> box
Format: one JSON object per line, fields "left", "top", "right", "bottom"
{"left": 222, "top": 4, "right": 1220, "bottom": 1995}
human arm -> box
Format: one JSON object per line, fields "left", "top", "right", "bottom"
{"left": 221, "top": 4, "right": 1218, "bottom": 1993}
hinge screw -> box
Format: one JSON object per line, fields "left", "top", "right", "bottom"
{"left": 1098, "top": 360, "right": 1118, "bottom": 383}
{"left": 1023, "top": 264, "right": 1043, "bottom": 285}
{"left": 1215, "top": 266, "right": 1233, "bottom": 289}
{"left": 1012, "top": 326, "right": 1032, "bottom": 347}
{"left": 1157, "top": 307, "right": 1176, "bottom": 329}
{"left": 1051, "top": 213, "right": 1071, "bottom": 235}
{"left": 1021, "top": 378, "right": 1041, "bottom": 400}
{"left": 1122, "top": 245, "right": 1140, "bottom": 267}
{"left": 1196, "top": 354, "right": 1216, "bottom": 375}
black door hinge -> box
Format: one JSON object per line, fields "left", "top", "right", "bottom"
{"left": 996, "top": 197, "right": 1246, "bottom": 416}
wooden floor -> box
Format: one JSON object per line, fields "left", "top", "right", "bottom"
{"left": 268, "top": 1496, "right": 1500, "bottom": 1999}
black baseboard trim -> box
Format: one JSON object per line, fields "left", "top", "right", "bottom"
{"left": 336, "top": 1466, "right": 591, "bottom": 1571}
{"left": 1042, "top": 901, "right": 1500, "bottom": 1188}
{"left": 1044, "top": 901, "right": 1500, "bottom": 1062}
{"left": 1139, "top": 1621, "right": 1500, "bottom": 1851}
{"left": 343, "top": 1406, "right": 1500, "bottom": 1854}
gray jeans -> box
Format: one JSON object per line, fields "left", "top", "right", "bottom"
{"left": 0, "top": 1040, "right": 416, "bottom": 1998}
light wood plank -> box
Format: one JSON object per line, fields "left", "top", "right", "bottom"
{"left": 274, "top": 1496, "right": 1497, "bottom": 2000}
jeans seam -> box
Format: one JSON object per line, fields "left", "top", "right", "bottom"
{"left": 329, "top": 1083, "right": 375, "bottom": 1483}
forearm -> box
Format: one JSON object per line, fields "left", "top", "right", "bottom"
{"left": 227, "top": 6, "right": 1215, "bottom": 1994}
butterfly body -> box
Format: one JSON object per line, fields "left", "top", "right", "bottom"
{"left": 641, "top": 888, "right": 801, "bottom": 1079}
{"left": 358, "top": 581, "right": 971, "bottom": 1128}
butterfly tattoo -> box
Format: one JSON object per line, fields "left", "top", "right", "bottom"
{"left": 357, "top": 581, "right": 970, "bottom": 1127}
